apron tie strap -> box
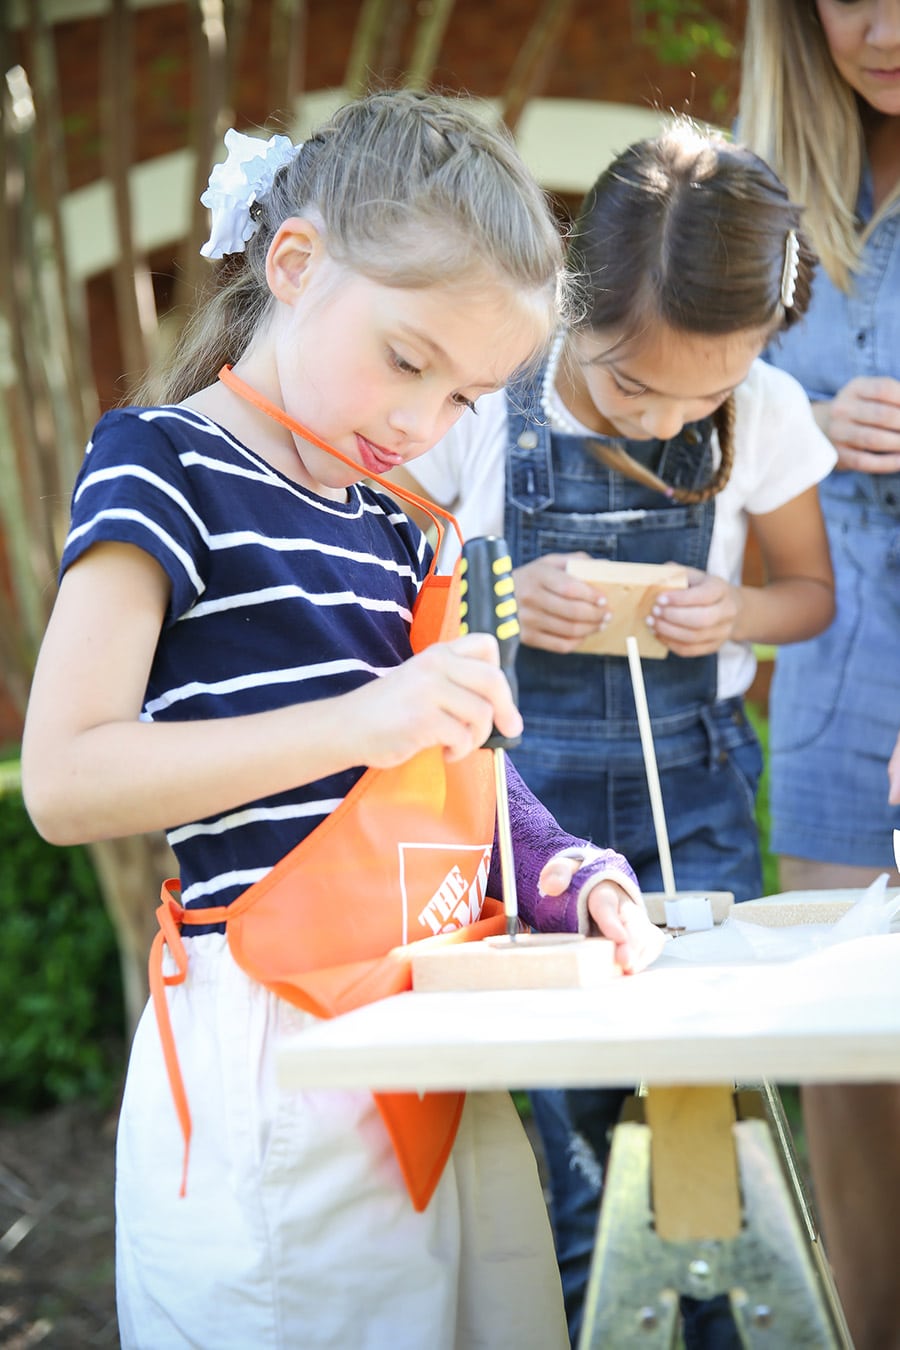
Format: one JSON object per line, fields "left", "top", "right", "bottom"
{"left": 148, "top": 880, "right": 232, "bottom": 1197}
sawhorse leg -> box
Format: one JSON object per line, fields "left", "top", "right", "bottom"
{"left": 578, "top": 1084, "right": 853, "bottom": 1348}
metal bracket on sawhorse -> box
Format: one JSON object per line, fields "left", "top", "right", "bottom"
{"left": 578, "top": 1083, "right": 853, "bottom": 1349}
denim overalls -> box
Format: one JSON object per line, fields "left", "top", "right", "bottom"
{"left": 504, "top": 372, "right": 764, "bottom": 902}
{"left": 505, "top": 372, "right": 760, "bottom": 1350}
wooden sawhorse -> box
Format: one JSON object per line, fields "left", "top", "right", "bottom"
{"left": 581, "top": 1081, "right": 851, "bottom": 1347}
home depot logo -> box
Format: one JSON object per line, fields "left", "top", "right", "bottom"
{"left": 397, "top": 842, "right": 493, "bottom": 943}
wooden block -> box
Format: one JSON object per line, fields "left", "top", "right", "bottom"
{"left": 645, "top": 1085, "right": 742, "bottom": 1242}
{"left": 643, "top": 891, "right": 735, "bottom": 928}
{"left": 566, "top": 558, "right": 688, "bottom": 659}
{"left": 736, "top": 898, "right": 856, "bottom": 927}
{"left": 735, "top": 887, "right": 900, "bottom": 928}
{"left": 411, "top": 932, "right": 620, "bottom": 992}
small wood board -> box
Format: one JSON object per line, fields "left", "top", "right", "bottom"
{"left": 411, "top": 932, "right": 620, "bottom": 993}
{"left": 566, "top": 558, "right": 688, "bottom": 659}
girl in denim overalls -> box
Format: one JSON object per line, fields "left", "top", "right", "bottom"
{"left": 400, "top": 120, "right": 837, "bottom": 1347}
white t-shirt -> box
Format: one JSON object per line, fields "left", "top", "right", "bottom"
{"left": 405, "top": 358, "right": 837, "bottom": 700}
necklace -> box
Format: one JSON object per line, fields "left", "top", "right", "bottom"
{"left": 540, "top": 332, "right": 586, "bottom": 436}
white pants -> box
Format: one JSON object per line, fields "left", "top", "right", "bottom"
{"left": 116, "top": 935, "right": 567, "bottom": 1349}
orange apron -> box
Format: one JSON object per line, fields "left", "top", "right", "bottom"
{"left": 150, "top": 367, "right": 506, "bottom": 1211}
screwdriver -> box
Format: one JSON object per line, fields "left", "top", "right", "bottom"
{"left": 459, "top": 536, "right": 522, "bottom": 942}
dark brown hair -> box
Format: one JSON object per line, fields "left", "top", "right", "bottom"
{"left": 567, "top": 117, "right": 816, "bottom": 345}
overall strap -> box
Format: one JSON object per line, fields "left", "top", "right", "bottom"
{"left": 505, "top": 369, "right": 555, "bottom": 514}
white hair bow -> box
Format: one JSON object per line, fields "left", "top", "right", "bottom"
{"left": 200, "top": 128, "right": 300, "bottom": 259}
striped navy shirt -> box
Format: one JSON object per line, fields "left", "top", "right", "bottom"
{"left": 61, "top": 405, "right": 431, "bottom": 911}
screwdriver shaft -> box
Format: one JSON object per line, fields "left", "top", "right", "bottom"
{"left": 492, "top": 746, "right": 519, "bottom": 940}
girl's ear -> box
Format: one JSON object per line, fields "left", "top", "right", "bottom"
{"left": 265, "top": 217, "right": 325, "bottom": 303}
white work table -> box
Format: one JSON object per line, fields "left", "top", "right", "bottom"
{"left": 275, "top": 897, "right": 899, "bottom": 1348}
{"left": 277, "top": 921, "right": 900, "bottom": 1094}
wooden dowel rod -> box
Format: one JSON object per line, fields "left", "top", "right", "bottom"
{"left": 626, "top": 634, "right": 676, "bottom": 897}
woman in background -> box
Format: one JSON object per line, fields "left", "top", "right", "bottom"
{"left": 739, "top": 4, "right": 900, "bottom": 1346}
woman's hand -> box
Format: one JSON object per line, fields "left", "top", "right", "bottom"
{"left": 888, "top": 730, "right": 900, "bottom": 806}
{"left": 647, "top": 568, "right": 739, "bottom": 657}
{"left": 817, "top": 376, "right": 900, "bottom": 474}
{"left": 514, "top": 553, "right": 609, "bottom": 652}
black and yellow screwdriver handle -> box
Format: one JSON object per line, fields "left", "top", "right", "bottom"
{"left": 459, "top": 535, "right": 522, "bottom": 938}
{"left": 459, "top": 536, "right": 521, "bottom": 751}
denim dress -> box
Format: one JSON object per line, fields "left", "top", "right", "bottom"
{"left": 765, "top": 168, "right": 900, "bottom": 867}
{"left": 503, "top": 373, "right": 764, "bottom": 903}
{"left": 504, "top": 374, "right": 760, "bottom": 1350}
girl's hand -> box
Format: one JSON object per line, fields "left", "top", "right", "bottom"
{"left": 647, "top": 568, "right": 739, "bottom": 657}
{"left": 537, "top": 855, "right": 665, "bottom": 974}
{"left": 342, "top": 633, "right": 522, "bottom": 768}
{"left": 889, "top": 731, "right": 900, "bottom": 806}
{"left": 584, "top": 879, "right": 667, "bottom": 974}
{"left": 514, "top": 553, "right": 608, "bottom": 652}
{"left": 818, "top": 376, "right": 900, "bottom": 474}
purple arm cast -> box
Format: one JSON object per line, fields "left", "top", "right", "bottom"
{"left": 487, "top": 756, "right": 640, "bottom": 933}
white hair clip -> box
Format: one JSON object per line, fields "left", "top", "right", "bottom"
{"left": 780, "top": 228, "right": 800, "bottom": 309}
{"left": 200, "top": 128, "right": 300, "bottom": 260}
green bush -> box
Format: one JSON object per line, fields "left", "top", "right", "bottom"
{"left": 0, "top": 785, "right": 125, "bottom": 1116}
{"left": 746, "top": 699, "right": 779, "bottom": 896}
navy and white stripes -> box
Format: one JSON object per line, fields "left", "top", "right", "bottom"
{"left": 62, "top": 405, "right": 430, "bottom": 910}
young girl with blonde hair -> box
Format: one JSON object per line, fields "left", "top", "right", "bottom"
{"left": 21, "top": 90, "right": 664, "bottom": 1350}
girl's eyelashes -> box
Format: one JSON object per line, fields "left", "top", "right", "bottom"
{"left": 610, "top": 368, "right": 733, "bottom": 410}
{"left": 388, "top": 349, "right": 422, "bottom": 378}
{"left": 610, "top": 374, "right": 647, "bottom": 399}
{"left": 389, "top": 347, "right": 477, "bottom": 413}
